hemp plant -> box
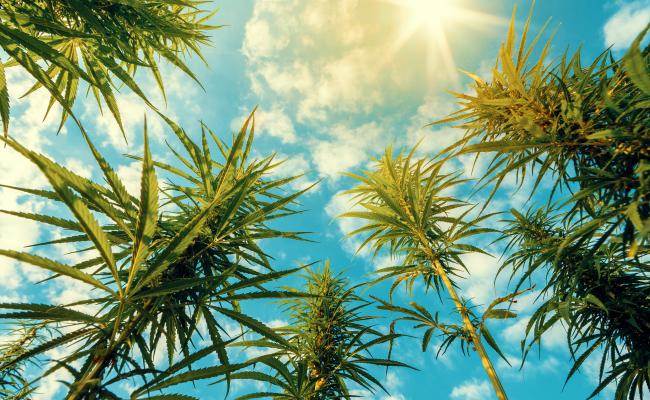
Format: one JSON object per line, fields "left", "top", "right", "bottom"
{"left": 228, "top": 261, "right": 407, "bottom": 399}
{"left": 0, "top": 324, "right": 49, "bottom": 399}
{"left": 435, "top": 6, "right": 649, "bottom": 399}
{"left": 0, "top": 112, "right": 310, "bottom": 399}
{"left": 0, "top": 0, "right": 217, "bottom": 136}
{"left": 340, "top": 147, "right": 514, "bottom": 400}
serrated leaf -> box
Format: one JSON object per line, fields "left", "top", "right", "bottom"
{"left": 0, "top": 250, "right": 112, "bottom": 293}
{"left": 0, "top": 59, "right": 9, "bottom": 136}
{"left": 128, "top": 121, "right": 159, "bottom": 290}
{"left": 623, "top": 24, "right": 650, "bottom": 94}
{"left": 483, "top": 309, "right": 517, "bottom": 320}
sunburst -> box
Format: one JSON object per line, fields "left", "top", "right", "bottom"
{"left": 381, "top": 0, "right": 507, "bottom": 87}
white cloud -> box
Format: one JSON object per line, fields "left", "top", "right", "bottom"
{"left": 582, "top": 351, "right": 616, "bottom": 398}
{"left": 450, "top": 379, "right": 493, "bottom": 400}
{"left": 496, "top": 353, "right": 561, "bottom": 381}
{"left": 229, "top": 378, "right": 266, "bottom": 396}
{"left": 242, "top": 0, "right": 464, "bottom": 125}
{"left": 4, "top": 69, "right": 60, "bottom": 149}
{"left": 49, "top": 278, "right": 98, "bottom": 310}
{"left": 458, "top": 252, "right": 502, "bottom": 308}
{"left": 349, "top": 389, "right": 374, "bottom": 399}
{"left": 0, "top": 198, "right": 41, "bottom": 290}
{"left": 0, "top": 68, "right": 61, "bottom": 287}
{"left": 242, "top": 0, "right": 473, "bottom": 187}
{"left": 405, "top": 95, "right": 463, "bottom": 155}
{"left": 295, "top": 48, "right": 384, "bottom": 121}
{"left": 250, "top": 61, "right": 315, "bottom": 100}
{"left": 269, "top": 153, "right": 317, "bottom": 191}
{"left": 603, "top": 1, "right": 650, "bottom": 51}
{"left": 310, "top": 122, "right": 387, "bottom": 181}
{"left": 30, "top": 328, "right": 98, "bottom": 399}
{"left": 500, "top": 315, "right": 566, "bottom": 351}
{"left": 85, "top": 91, "right": 165, "bottom": 152}
{"left": 117, "top": 161, "right": 144, "bottom": 196}
{"left": 243, "top": 0, "right": 387, "bottom": 122}
{"left": 381, "top": 371, "right": 407, "bottom": 400}
{"left": 32, "top": 347, "right": 75, "bottom": 399}
{"left": 116, "top": 157, "right": 167, "bottom": 200}
{"left": 324, "top": 190, "right": 368, "bottom": 255}
{"left": 0, "top": 293, "right": 28, "bottom": 303}
{"left": 324, "top": 191, "right": 359, "bottom": 231}
{"left": 373, "top": 253, "right": 405, "bottom": 271}
{"left": 45, "top": 230, "right": 101, "bottom": 313}
{"left": 242, "top": 1, "right": 293, "bottom": 59}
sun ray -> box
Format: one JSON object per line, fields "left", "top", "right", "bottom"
{"left": 378, "top": 0, "right": 505, "bottom": 88}
{"left": 456, "top": 9, "right": 510, "bottom": 27}
{"left": 379, "top": 14, "right": 423, "bottom": 66}
{"left": 431, "top": 24, "right": 458, "bottom": 84}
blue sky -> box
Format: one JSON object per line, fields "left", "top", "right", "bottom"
{"left": 1, "top": 0, "right": 649, "bottom": 399}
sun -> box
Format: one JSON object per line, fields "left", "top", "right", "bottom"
{"left": 380, "top": 0, "right": 506, "bottom": 87}
{"left": 401, "top": 0, "right": 463, "bottom": 29}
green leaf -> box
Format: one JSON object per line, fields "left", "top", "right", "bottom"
{"left": 0, "top": 210, "right": 82, "bottom": 232}
{"left": 0, "top": 36, "right": 76, "bottom": 121}
{"left": 0, "top": 327, "right": 93, "bottom": 372}
{"left": 81, "top": 50, "right": 124, "bottom": 135}
{"left": 135, "top": 362, "right": 249, "bottom": 394}
{"left": 132, "top": 191, "right": 222, "bottom": 293}
{"left": 483, "top": 309, "right": 517, "bottom": 320}
{"left": 481, "top": 325, "right": 510, "bottom": 365}
{"left": 131, "top": 272, "right": 233, "bottom": 300}
{"left": 623, "top": 24, "right": 650, "bottom": 94}
{"left": 0, "top": 24, "right": 91, "bottom": 82}
{"left": 0, "top": 136, "right": 120, "bottom": 284}
{"left": 129, "top": 121, "right": 159, "bottom": 287}
{"left": 583, "top": 294, "right": 607, "bottom": 312}
{"left": 212, "top": 307, "right": 288, "bottom": 346}
{"left": 0, "top": 250, "right": 112, "bottom": 293}
{"left": 47, "top": 173, "right": 120, "bottom": 284}
{"left": 0, "top": 58, "right": 9, "bottom": 136}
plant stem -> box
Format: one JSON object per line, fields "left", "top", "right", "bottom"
{"left": 66, "top": 300, "right": 152, "bottom": 399}
{"left": 419, "top": 235, "right": 508, "bottom": 400}
{"left": 394, "top": 188, "right": 507, "bottom": 398}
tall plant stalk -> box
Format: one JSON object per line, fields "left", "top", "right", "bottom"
{"left": 341, "top": 148, "right": 511, "bottom": 400}
{"left": 429, "top": 253, "right": 506, "bottom": 399}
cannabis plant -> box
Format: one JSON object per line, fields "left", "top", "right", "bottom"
{"left": 501, "top": 208, "right": 649, "bottom": 400}
{"left": 435, "top": 7, "right": 649, "bottom": 399}
{"left": 340, "top": 148, "right": 514, "bottom": 400}
{"left": 228, "top": 262, "right": 407, "bottom": 399}
{"left": 0, "top": 324, "right": 48, "bottom": 399}
{"left": 0, "top": 112, "right": 310, "bottom": 399}
{"left": 0, "top": 0, "right": 216, "bottom": 135}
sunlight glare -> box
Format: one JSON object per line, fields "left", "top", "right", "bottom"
{"left": 402, "top": 0, "right": 462, "bottom": 31}
{"left": 380, "top": 0, "right": 506, "bottom": 88}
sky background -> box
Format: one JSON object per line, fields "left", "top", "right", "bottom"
{"left": 1, "top": 0, "right": 649, "bottom": 399}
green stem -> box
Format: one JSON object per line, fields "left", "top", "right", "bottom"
{"left": 395, "top": 187, "right": 507, "bottom": 399}
{"left": 418, "top": 234, "right": 508, "bottom": 400}
{"left": 66, "top": 299, "right": 152, "bottom": 399}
